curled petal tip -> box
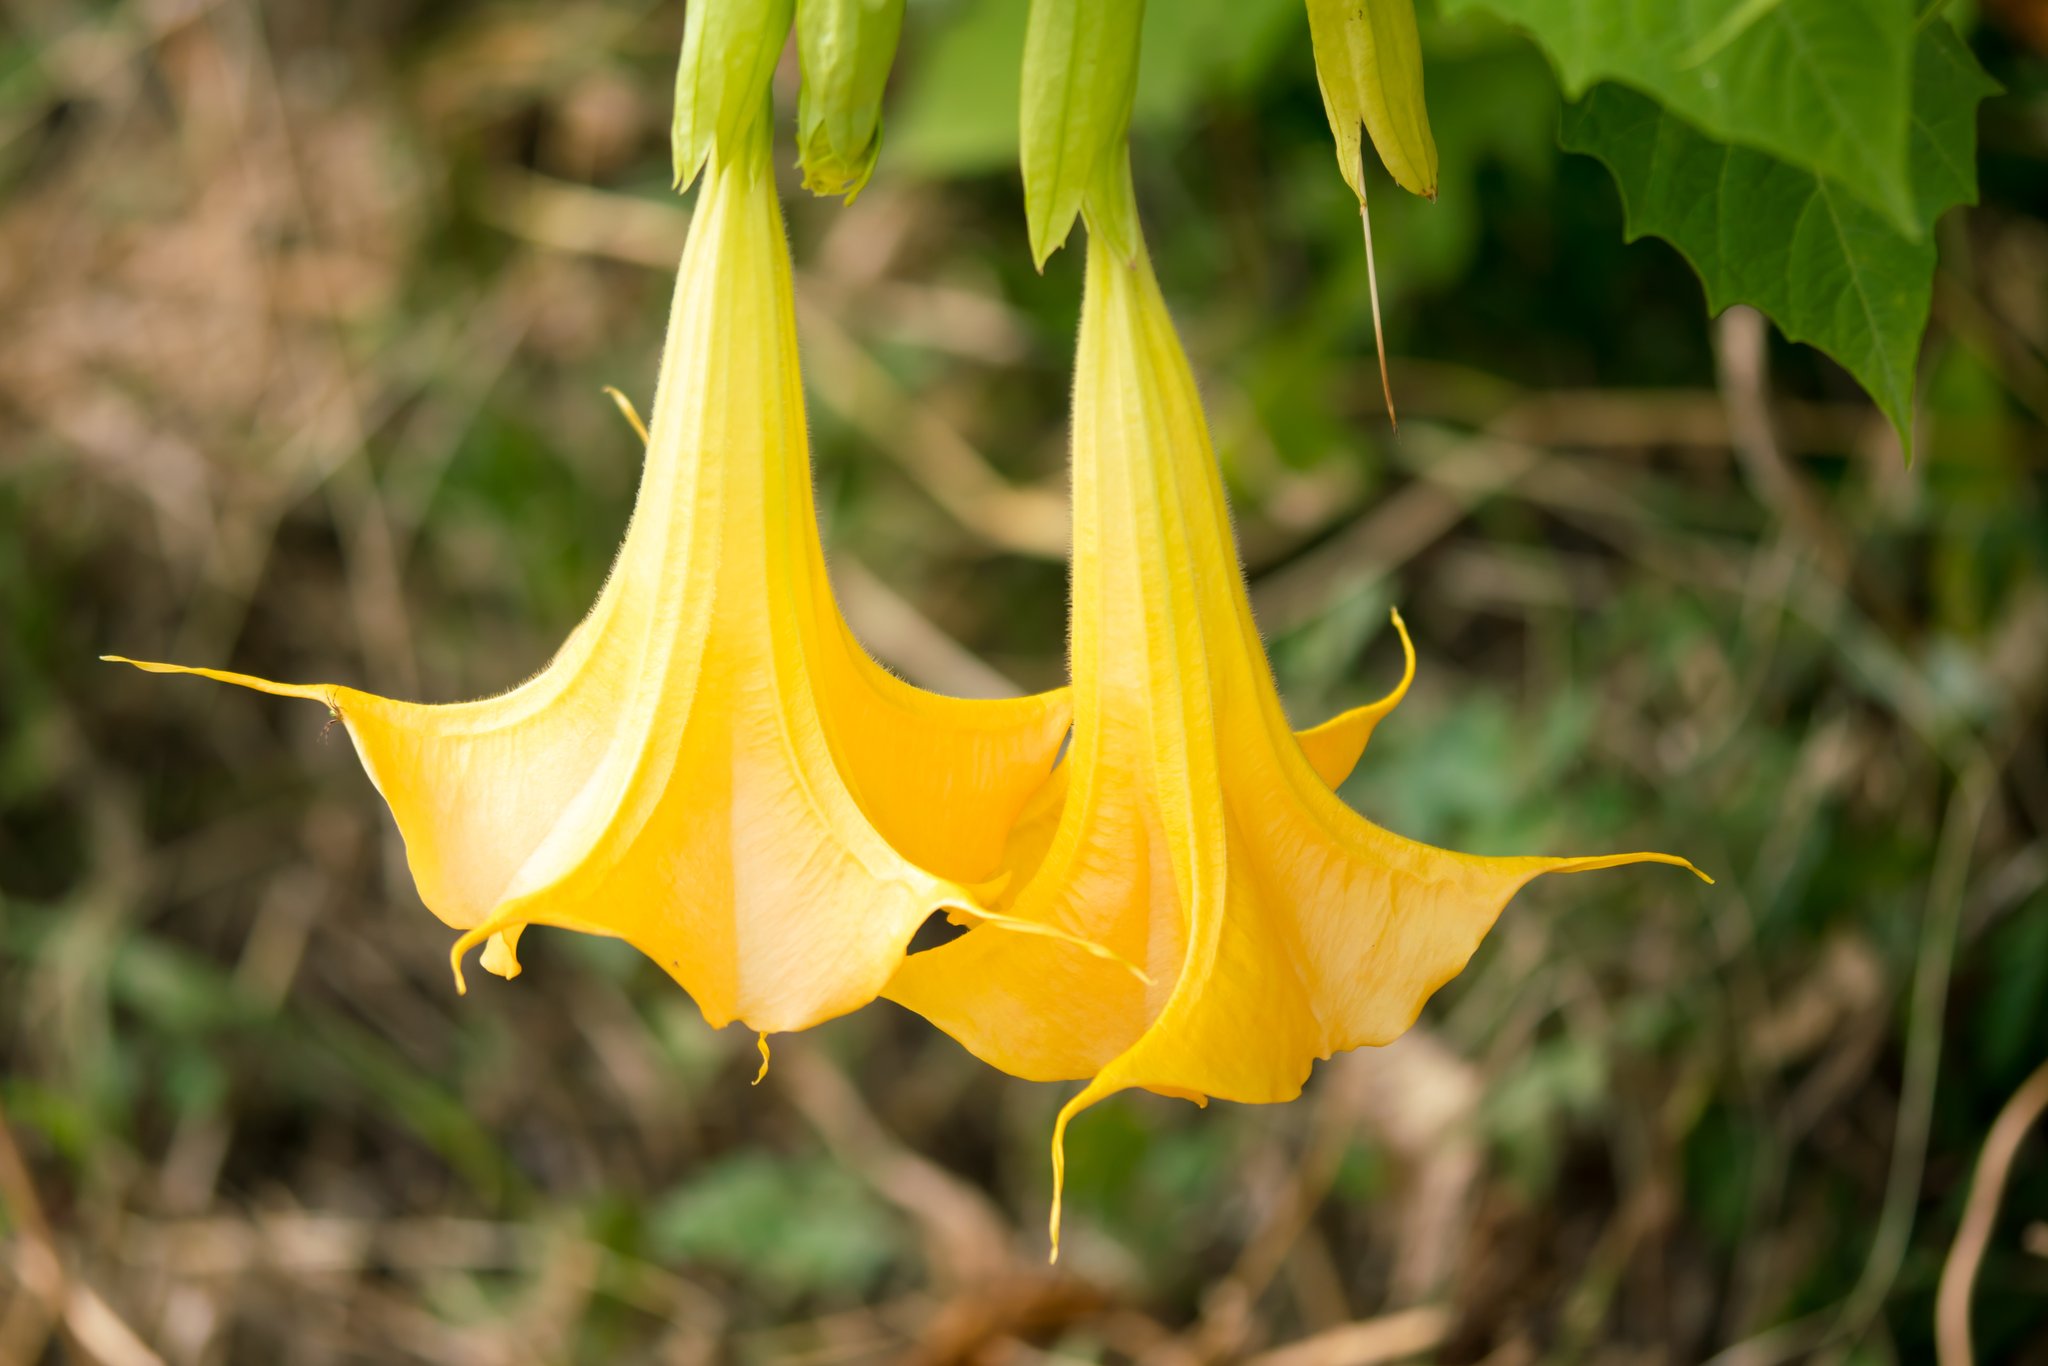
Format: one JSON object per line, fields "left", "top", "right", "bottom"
{"left": 1383, "top": 608, "right": 1416, "bottom": 700}
{"left": 752, "top": 1034, "right": 772, "bottom": 1086}
{"left": 448, "top": 919, "right": 508, "bottom": 997}
{"left": 603, "top": 385, "right": 650, "bottom": 444}
{"left": 1650, "top": 852, "right": 1713, "bottom": 884}
{"left": 449, "top": 908, "right": 532, "bottom": 996}
{"left": 480, "top": 932, "right": 523, "bottom": 980}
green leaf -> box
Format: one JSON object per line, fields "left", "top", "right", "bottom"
{"left": 1306, "top": 0, "right": 1439, "bottom": 200}
{"left": 1129, "top": 0, "right": 1300, "bottom": 127}
{"left": 1019, "top": 0, "right": 1145, "bottom": 268}
{"left": 672, "top": 0, "right": 795, "bottom": 191}
{"left": 796, "top": 0, "right": 905, "bottom": 202}
{"left": 1442, "top": 0, "right": 1926, "bottom": 235}
{"left": 889, "top": 0, "right": 1028, "bottom": 176}
{"left": 1560, "top": 82, "right": 1933, "bottom": 450}
{"left": 1907, "top": 16, "right": 2001, "bottom": 227}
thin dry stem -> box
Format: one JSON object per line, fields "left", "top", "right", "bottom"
{"left": 1935, "top": 1056, "right": 2048, "bottom": 1366}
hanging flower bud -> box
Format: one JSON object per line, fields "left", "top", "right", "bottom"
{"left": 795, "top": 0, "right": 904, "bottom": 202}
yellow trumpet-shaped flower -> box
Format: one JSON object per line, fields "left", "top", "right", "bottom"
{"left": 884, "top": 191, "right": 1706, "bottom": 1257}
{"left": 107, "top": 143, "right": 1082, "bottom": 1037}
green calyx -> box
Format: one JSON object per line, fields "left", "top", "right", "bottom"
{"left": 1020, "top": 0, "right": 1145, "bottom": 270}
{"left": 1305, "top": 0, "right": 1438, "bottom": 202}
{"left": 796, "top": 0, "right": 904, "bottom": 203}
{"left": 674, "top": 0, "right": 795, "bottom": 192}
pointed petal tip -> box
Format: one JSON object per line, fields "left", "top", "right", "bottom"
{"left": 1047, "top": 1108, "right": 1069, "bottom": 1266}
{"left": 1562, "top": 850, "right": 1713, "bottom": 884}
{"left": 97, "top": 656, "right": 337, "bottom": 706}
{"left": 1644, "top": 851, "right": 1713, "bottom": 884}
{"left": 752, "top": 1034, "right": 772, "bottom": 1086}
{"left": 968, "top": 907, "right": 1149, "bottom": 985}
{"left": 1529, "top": 849, "right": 1713, "bottom": 898}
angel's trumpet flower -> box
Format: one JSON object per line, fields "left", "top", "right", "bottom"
{"left": 885, "top": 180, "right": 1706, "bottom": 1257}
{"left": 107, "top": 137, "right": 1084, "bottom": 1038}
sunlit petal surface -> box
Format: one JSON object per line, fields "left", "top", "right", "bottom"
{"left": 109, "top": 151, "right": 1072, "bottom": 1036}
{"left": 885, "top": 222, "right": 1705, "bottom": 1257}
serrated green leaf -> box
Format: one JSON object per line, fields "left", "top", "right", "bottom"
{"left": 796, "top": 0, "right": 905, "bottom": 202}
{"left": 1908, "top": 15, "right": 2001, "bottom": 226}
{"left": 1443, "top": 0, "right": 1926, "bottom": 236}
{"left": 1019, "top": 0, "right": 1145, "bottom": 268}
{"left": 1306, "top": 0, "right": 1439, "bottom": 201}
{"left": 672, "top": 0, "right": 795, "bottom": 191}
{"left": 1560, "top": 82, "right": 1932, "bottom": 451}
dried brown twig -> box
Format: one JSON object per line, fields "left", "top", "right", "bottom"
{"left": 1936, "top": 1056, "right": 2048, "bottom": 1366}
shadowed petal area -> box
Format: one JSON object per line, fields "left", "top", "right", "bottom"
{"left": 883, "top": 204, "right": 1706, "bottom": 1258}
{"left": 107, "top": 148, "right": 1073, "bottom": 1037}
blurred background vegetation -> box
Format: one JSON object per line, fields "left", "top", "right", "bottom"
{"left": 2, "top": 1, "right": 2046, "bottom": 1362}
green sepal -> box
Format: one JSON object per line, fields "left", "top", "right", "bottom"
{"left": 1020, "top": 0, "right": 1145, "bottom": 270}
{"left": 1080, "top": 146, "right": 1141, "bottom": 268}
{"left": 1305, "top": 0, "right": 1438, "bottom": 202}
{"left": 796, "top": 0, "right": 904, "bottom": 202}
{"left": 674, "top": 0, "right": 796, "bottom": 193}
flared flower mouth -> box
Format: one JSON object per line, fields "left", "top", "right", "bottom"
{"left": 106, "top": 125, "right": 1139, "bottom": 1042}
